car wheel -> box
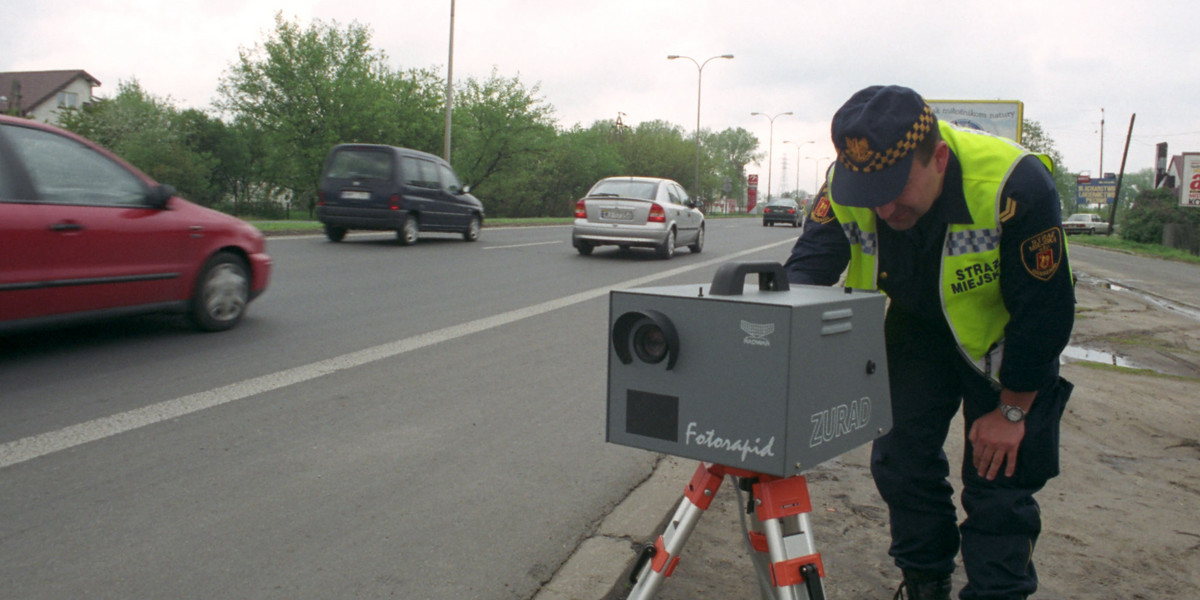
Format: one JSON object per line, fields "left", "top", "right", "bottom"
{"left": 462, "top": 215, "right": 481, "bottom": 242}
{"left": 657, "top": 228, "right": 676, "bottom": 259}
{"left": 398, "top": 213, "right": 419, "bottom": 246}
{"left": 688, "top": 225, "right": 704, "bottom": 253}
{"left": 763, "top": 221, "right": 769, "bottom": 227}
{"left": 575, "top": 241, "right": 594, "bottom": 256}
{"left": 189, "top": 251, "right": 250, "bottom": 332}
{"left": 324, "top": 224, "right": 347, "bottom": 242}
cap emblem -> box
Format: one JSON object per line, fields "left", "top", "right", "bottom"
{"left": 844, "top": 137, "right": 875, "bottom": 165}
{"left": 838, "top": 104, "right": 935, "bottom": 174}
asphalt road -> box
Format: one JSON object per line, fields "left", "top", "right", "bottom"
{"left": 0, "top": 218, "right": 800, "bottom": 599}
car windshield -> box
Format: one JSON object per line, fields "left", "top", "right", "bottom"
{"left": 589, "top": 179, "right": 658, "bottom": 200}
{"left": 325, "top": 150, "right": 392, "bottom": 180}
{"left": 1067, "top": 214, "right": 1091, "bottom": 221}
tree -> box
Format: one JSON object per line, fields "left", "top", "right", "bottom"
{"left": 1021, "top": 118, "right": 1075, "bottom": 216}
{"left": 515, "top": 121, "right": 625, "bottom": 218}
{"left": 615, "top": 120, "right": 694, "bottom": 188}
{"left": 704, "top": 127, "right": 759, "bottom": 207}
{"left": 56, "top": 80, "right": 216, "bottom": 204}
{"left": 216, "top": 13, "right": 443, "bottom": 213}
{"left": 1121, "top": 187, "right": 1200, "bottom": 244}
{"left": 451, "top": 68, "right": 556, "bottom": 199}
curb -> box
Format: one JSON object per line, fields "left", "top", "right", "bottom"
{"left": 533, "top": 457, "right": 696, "bottom": 600}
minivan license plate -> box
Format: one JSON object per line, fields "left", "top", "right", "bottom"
{"left": 341, "top": 190, "right": 371, "bottom": 200}
{"left": 601, "top": 209, "right": 633, "bottom": 221}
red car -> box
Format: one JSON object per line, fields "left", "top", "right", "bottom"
{"left": 0, "top": 115, "right": 271, "bottom": 333}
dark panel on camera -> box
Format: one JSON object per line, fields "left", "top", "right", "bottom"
{"left": 626, "top": 390, "right": 679, "bottom": 442}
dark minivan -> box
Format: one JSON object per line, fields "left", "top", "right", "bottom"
{"left": 316, "top": 144, "right": 485, "bottom": 244}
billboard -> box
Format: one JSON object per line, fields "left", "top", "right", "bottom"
{"left": 1182, "top": 153, "right": 1200, "bottom": 208}
{"left": 1077, "top": 176, "right": 1118, "bottom": 207}
{"left": 927, "top": 100, "right": 1024, "bottom": 142}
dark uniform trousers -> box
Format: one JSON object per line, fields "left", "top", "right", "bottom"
{"left": 871, "top": 307, "right": 1072, "bottom": 600}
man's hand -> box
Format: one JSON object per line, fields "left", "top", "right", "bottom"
{"left": 968, "top": 389, "right": 1035, "bottom": 480}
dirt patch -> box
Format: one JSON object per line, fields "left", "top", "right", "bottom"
{"left": 648, "top": 277, "right": 1200, "bottom": 599}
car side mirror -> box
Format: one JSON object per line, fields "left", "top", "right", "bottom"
{"left": 147, "top": 184, "right": 176, "bottom": 208}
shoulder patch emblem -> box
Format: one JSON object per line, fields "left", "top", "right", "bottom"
{"left": 1021, "top": 227, "right": 1064, "bottom": 281}
{"left": 810, "top": 195, "right": 835, "bottom": 224}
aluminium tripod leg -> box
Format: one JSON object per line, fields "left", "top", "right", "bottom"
{"left": 747, "top": 475, "right": 826, "bottom": 600}
{"left": 626, "top": 462, "right": 727, "bottom": 600}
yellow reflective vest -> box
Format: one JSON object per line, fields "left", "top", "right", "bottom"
{"left": 827, "top": 122, "right": 1054, "bottom": 381}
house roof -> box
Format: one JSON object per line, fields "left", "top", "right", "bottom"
{"left": 0, "top": 70, "right": 101, "bottom": 114}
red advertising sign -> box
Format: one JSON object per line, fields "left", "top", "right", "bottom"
{"left": 747, "top": 174, "right": 759, "bottom": 213}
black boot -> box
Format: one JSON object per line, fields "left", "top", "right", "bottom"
{"left": 892, "top": 569, "right": 952, "bottom": 600}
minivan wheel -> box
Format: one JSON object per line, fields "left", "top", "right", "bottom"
{"left": 324, "top": 224, "right": 347, "bottom": 242}
{"left": 463, "top": 215, "right": 481, "bottom": 242}
{"left": 189, "top": 251, "right": 249, "bottom": 332}
{"left": 398, "top": 214, "right": 419, "bottom": 246}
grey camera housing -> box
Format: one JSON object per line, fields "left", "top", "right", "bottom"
{"left": 607, "top": 262, "right": 892, "bottom": 477}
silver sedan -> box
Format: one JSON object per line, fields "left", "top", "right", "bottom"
{"left": 571, "top": 176, "right": 705, "bottom": 259}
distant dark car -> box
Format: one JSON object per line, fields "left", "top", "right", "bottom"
{"left": 0, "top": 115, "right": 271, "bottom": 333}
{"left": 316, "top": 144, "right": 484, "bottom": 245}
{"left": 762, "top": 199, "right": 803, "bottom": 227}
{"left": 1063, "top": 213, "right": 1111, "bottom": 235}
{"left": 571, "top": 176, "right": 704, "bottom": 259}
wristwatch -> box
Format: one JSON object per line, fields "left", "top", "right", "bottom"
{"left": 999, "top": 403, "right": 1027, "bottom": 422}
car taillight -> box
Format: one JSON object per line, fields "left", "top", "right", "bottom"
{"left": 788, "top": 208, "right": 795, "bottom": 214}
{"left": 317, "top": 191, "right": 325, "bottom": 206}
{"left": 575, "top": 200, "right": 587, "bottom": 219}
{"left": 389, "top": 194, "right": 401, "bottom": 210}
{"left": 648, "top": 203, "right": 666, "bottom": 223}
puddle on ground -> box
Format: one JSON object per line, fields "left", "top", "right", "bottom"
{"left": 1092, "top": 278, "right": 1200, "bottom": 322}
{"left": 1060, "top": 345, "right": 1136, "bottom": 368}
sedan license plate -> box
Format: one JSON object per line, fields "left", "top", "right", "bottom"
{"left": 601, "top": 208, "right": 634, "bottom": 221}
{"left": 340, "top": 190, "right": 371, "bottom": 200}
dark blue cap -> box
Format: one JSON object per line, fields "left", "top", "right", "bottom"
{"left": 830, "top": 85, "right": 937, "bottom": 208}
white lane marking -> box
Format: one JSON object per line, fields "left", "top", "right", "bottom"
{"left": 483, "top": 241, "right": 562, "bottom": 250}
{"left": 1, "top": 239, "right": 794, "bottom": 469}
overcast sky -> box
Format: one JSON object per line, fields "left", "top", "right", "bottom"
{"left": 5, "top": 0, "right": 1197, "bottom": 195}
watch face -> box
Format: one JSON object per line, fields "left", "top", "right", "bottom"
{"left": 1003, "top": 405, "right": 1025, "bottom": 422}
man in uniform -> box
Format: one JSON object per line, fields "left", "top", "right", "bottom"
{"left": 785, "top": 85, "right": 1074, "bottom": 600}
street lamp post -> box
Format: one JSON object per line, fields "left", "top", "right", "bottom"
{"left": 806, "top": 155, "right": 833, "bottom": 192}
{"left": 751, "top": 111, "right": 793, "bottom": 205}
{"left": 443, "top": 0, "right": 456, "bottom": 161}
{"left": 668, "top": 54, "right": 734, "bottom": 199}
{"left": 783, "top": 140, "right": 814, "bottom": 198}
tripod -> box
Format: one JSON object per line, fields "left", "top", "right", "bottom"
{"left": 626, "top": 462, "right": 826, "bottom": 600}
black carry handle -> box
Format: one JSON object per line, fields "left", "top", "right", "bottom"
{"left": 709, "top": 261, "right": 790, "bottom": 296}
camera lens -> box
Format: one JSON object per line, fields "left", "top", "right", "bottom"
{"left": 633, "top": 323, "right": 669, "bottom": 364}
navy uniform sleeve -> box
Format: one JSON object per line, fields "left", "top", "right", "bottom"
{"left": 784, "top": 186, "right": 850, "bottom": 286}
{"left": 998, "top": 154, "right": 1075, "bottom": 392}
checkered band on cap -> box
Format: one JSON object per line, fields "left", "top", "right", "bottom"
{"left": 839, "top": 104, "right": 936, "bottom": 174}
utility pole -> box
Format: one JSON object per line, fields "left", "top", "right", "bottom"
{"left": 442, "top": 0, "right": 456, "bottom": 162}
